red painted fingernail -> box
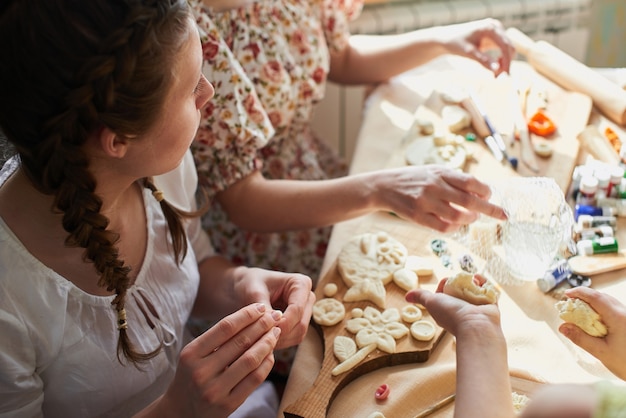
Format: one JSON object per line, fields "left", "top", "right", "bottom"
{"left": 375, "top": 383, "right": 390, "bottom": 401}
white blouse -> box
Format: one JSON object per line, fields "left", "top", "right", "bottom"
{"left": 0, "top": 151, "right": 214, "bottom": 417}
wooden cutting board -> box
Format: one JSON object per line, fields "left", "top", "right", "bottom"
{"left": 388, "top": 61, "right": 593, "bottom": 194}
{"left": 283, "top": 215, "right": 487, "bottom": 418}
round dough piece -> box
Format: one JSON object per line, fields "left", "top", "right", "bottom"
{"left": 443, "top": 272, "right": 500, "bottom": 305}
{"left": 401, "top": 304, "right": 423, "bottom": 323}
{"left": 312, "top": 298, "right": 346, "bottom": 326}
{"left": 555, "top": 297, "right": 608, "bottom": 337}
{"left": 533, "top": 140, "right": 553, "bottom": 157}
{"left": 441, "top": 104, "right": 471, "bottom": 133}
{"left": 337, "top": 232, "right": 408, "bottom": 287}
{"left": 410, "top": 320, "right": 436, "bottom": 341}
{"left": 323, "top": 283, "right": 338, "bottom": 297}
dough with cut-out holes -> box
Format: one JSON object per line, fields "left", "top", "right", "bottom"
{"left": 337, "top": 232, "right": 408, "bottom": 287}
{"left": 555, "top": 298, "right": 607, "bottom": 337}
{"left": 443, "top": 271, "right": 500, "bottom": 305}
{"left": 401, "top": 304, "right": 423, "bottom": 323}
{"left": 312, "top": 298, "right": 345, "bottom": 326}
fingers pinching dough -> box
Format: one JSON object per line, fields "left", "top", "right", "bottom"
{"left": 443, "top": 272, "right": 500, "bottom": 305}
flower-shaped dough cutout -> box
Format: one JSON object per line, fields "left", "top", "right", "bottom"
{"left": 345, "top": 306, "right": 409, "bottom": 353}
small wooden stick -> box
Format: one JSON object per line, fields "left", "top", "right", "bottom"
{"left": 413, "top": 393, "right": 456, "bottom": 418}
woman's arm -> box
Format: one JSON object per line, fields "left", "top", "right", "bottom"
{"left": 217, "top": 166, "right": 506, "bottom": 234}
{"left": 328, "top": 18, "right": 515, "bottom": 84}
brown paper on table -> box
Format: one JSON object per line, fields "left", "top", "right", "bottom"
{"left": 506, "top": 27, "right": 626, "bottom": 126}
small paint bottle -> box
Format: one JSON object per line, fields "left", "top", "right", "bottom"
{"left": 572, "top": 224, "right": 614, "bottom": 242}
{"left": 576, "top": 236, "right": 619, "bottom": 256}
{"left": 594, "top": 169, "right": 611, "bottom": 199}
{"left": 577, "top": 214, "right": 618, "bottom": 229}
{"left": 619, "top": 143, "right": 626, "bottom": 171}
{"left": 596, "top": 197, "right": 626, "bottom": 216}
{"left": 568, "top": 165, "right": 594, "bottom": 203}
{"left": 608, "top": 166, "right": 624, "bottom": 198}
{"left": 576, "top": 175, "right": 598, "bottom": 207}
{"left": 537, "top": 259, "right": 572, "bottom": 293}
{"left": 574, "top": 204, "right": 614, "bottom": 221}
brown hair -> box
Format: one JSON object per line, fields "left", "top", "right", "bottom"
{"left": 0, "top": 0, "right": 193, "bottom": 365}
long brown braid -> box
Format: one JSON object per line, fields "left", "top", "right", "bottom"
{"left": 0, "top": 0, "right": 194, "bottom": 365}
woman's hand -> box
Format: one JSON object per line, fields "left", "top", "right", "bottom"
{"left": 372, "top": 165, "right": 506, "bottom": 233}
{"left": 157, "top": 303, "right": 282, "bottom": 418}
{"left": 559, "top": 286, "right": 626, "bottom": 380}
{"left": 436, "top": 18, "right": 516, "bottom": 76}
{"left": 232, "top": 267, "right": 315, "bottom": 350}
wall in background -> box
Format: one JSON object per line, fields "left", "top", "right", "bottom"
{"left": 586, "top": 0, "right": 626, "bottom": 67}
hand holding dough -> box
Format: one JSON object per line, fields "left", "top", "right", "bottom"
{"left": 443, "top": 272, "right": 500, "bottom": 305}
{"left": 555, "top": 297, "right": 608, "bottom": 337}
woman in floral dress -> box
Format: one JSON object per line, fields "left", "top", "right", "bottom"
{"left": 188, "top": 0, "right": 512, "bottom": 379}
{"left": 189, "top": 0, "right": 512, "bottom": 281}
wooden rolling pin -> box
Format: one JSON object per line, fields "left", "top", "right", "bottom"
{"left": 506, "top": 27, "right": 626, "bottom": 126}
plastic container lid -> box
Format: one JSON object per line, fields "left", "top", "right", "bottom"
{"left": 594, "top": 170, "right": 610, "bottom": 187}
{"left": 579, "top": 175, "right": 599, "bottom": 194}
{"left": 610, "top": 166, "right": 625, "bottom": 182}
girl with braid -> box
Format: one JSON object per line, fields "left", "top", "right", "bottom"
{"left": 0, "top": 0, "right": 314, "bottom": 417}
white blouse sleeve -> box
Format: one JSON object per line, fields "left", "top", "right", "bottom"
{"left": 154, "top": 150, "right": 214, "bottom": 263}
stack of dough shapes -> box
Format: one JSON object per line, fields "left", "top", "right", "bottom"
{"left": 338, "top": 232, "right": 408, "bottom": 307}
{"left": 555, "top": 297, "right": 608, "bottom": 337}
{"left": 443, "top": 271, "right": 500, "bottom": 305}
{"left": 441, "top": 104, "right": 471, "bottom": 133}
{"left": 405, "top": 132, "right": 467, "bottom": 170}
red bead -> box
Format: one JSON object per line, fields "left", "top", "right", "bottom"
{"left": 375, "top": 383, "right": 390, "bottom": 400}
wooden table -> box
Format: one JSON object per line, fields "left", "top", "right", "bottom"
{"left": 279, "top": 56, "right": 626, "bottom": 418}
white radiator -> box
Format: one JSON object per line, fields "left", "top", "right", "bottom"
{"left": 313, "top": 0, "right": 593, "bottom": 162}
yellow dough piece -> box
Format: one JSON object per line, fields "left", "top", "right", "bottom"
{"left": 555, "top": 297, "right": 608, "bottom": 337}
{"left": 443, "top": 271, "right": 500, "bottom": 305}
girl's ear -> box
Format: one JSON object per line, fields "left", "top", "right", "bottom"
{"left": 97, "top": 126, "right": 129, "bottom": 158}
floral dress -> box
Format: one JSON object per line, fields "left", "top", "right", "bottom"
{"left": 189, "top": 0, "right": 363, "bottom": 284}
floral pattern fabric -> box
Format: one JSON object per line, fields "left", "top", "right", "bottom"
{"left": 189, "top": 0, "right": 363, "bottom": 281}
